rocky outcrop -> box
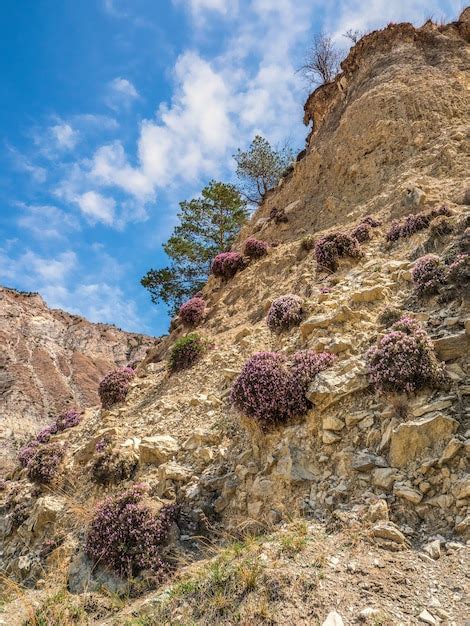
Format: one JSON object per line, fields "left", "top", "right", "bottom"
{"left": 0, "top": 286, "right": 156, "bottom": 442}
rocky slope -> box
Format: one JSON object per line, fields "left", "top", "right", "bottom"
{"left": 0, "top": 287, "right": 156, "bottom": 466}
{"left": 1, "top": 12, "right": 469, "bottom": 626}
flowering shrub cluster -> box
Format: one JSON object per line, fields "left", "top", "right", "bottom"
{"left": 314, "top": 232, "right": 361, "bottom": 272}
{"left": 179, "top": 296, "right": 205, "bottom": 328}
{"left": 412, "top": 254, "right": 446, "bottom": 296}
{"left": 211, "top": 252, "right": 244, "bottom": 279}
{"left": 99, "top": 367, "right": 135, "bottom": 409}
{"left": 27, "top": 442, "right": 66, "bottom": 484}
{"left": 231, "top": 350, "right": 335, "bottom": 429}
{"left": 243, "top": 237, "right": 269, "bottom": 259}
{"left": 366, "top": 316, "right": 447, "bottom": 393}
{"left": 350, "top": 222, "right": 371, "bottom": 243}
{"left": 386, "top": 207, "right": 452, "bottom": 242}
{"left": 18, "top": 408, "right": 80, "bottom": 468}
{"left": 447, "top": 253, "right": 470, "bottom": 288}
{"left": 85, "top": 485, "right": 177, "bottom": 578}
{"left": 362, "top": 216, "right": 382, "bottom": 228}
{"left": 169, "top": 333, "right": 204, "bottom": 372}
{"left": 266, "top": 294, "right": 303, "bottom": 333}
{"left": 92, "top": 446, "right": 138, "bottom": 485}
{"left": 19, "top": 440, "right": 40, "bottom": 467}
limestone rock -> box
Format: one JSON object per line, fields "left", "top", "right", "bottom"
{"left": 433, "top": 331, "right": 469, "bottom": 361}
{"left": 308, "top": 360, "right": 368, "bottom": 409}
{"left": 418, "top": 609, "right": 438, "bottom": 625}
{"left": 300, "top": 306, "right": 360, "bottom": 336}
{"left": 389, "top": 415, "right": 459, "bottom": 468}
{"left": 350, "top": 285, "right": 385, "bottom": 303}
{"left": 322, "top": 611, "right": 344, "bottom": 626}
{"left": 322, "top": 416, "right": 345, "bottom": 431}
{"left": 158, "top": 461, "right": 192, "bottom": 482}
{"left": 371, "top": 521, "right": 406, "bottom": 544}
{"left": 183, "top": 428, "right": 220, "bottom": 450}
{"left": 423, "top": 539, "right": 441, "bottom": 560}
{"left": 322, "top": 430, "right": 342, "bottom": 444}
{"left": 452, "top": 477, "right": 470, "bottom": 499}
{"left": 139, "top": 435, "right": 179, "bottom": 465}
{"left": 372, "top": 467, "right": 399, "bottom": 490}
{"left": 352, "top": 452, "right": 387, "bottom": 472}
{"left": 29, "top": 496, "right": 65, "bottom": 535}
{"left": 368, "top": 499, "right": 389, "bottom": 522}
{"left": 439, "top": 437, "right": 463, "bottom": 464}
{"left": 393, "top": 482, "right": 423, "bottom": 504}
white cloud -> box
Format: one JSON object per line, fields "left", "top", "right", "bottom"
{"left": 27, "top": 250, "right": 77, "bottom": 282}
{"left": 51, "top": 123, "right": 79, "bottom": 150}
{"left": 18, "top": 204, "right": 80, "bottom": 239}
{"left": 91, "top": 141, "right": 155, "bottom": 199}
{"left": 176, "top": 0, "right": 236, "bottom": 17}
{"left": 106, "top": 78, "right": 140, "bottom": 110}
{"left": 326, "top": 0, "right": 461, "bottom": 41}
{"left": 77, "top": 191, "right": 116, "bottom": 225}
{"left": 8, "top": 146, "right": 47, "bottom": 183}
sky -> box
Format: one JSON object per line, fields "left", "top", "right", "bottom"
{"left": 0, "top": 0, "right": 463, "bottom": 336}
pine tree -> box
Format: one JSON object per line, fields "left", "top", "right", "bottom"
{"left": 141, "top": 181, "right": 248, "bottom": 315}
{"left": 233, "top": 135, "right": 294, "bottom": 205}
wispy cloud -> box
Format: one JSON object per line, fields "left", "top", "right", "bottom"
{"left": 105, "top": 77, "right": 140, "bottom": 110}
{"left": 18, "top": 203, "right": 80, "bottom": 239}
{"left": 8, "top": 145, "right": 47, "bottom": 183}
{"left": 77, "top": 190, "right": 116, "bottom": 225}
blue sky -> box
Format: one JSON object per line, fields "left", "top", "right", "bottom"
{"left": 0, "top": 0, "right": 462, "bottom": 336}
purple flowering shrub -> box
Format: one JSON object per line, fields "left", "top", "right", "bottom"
{"left": 27, "top": 442, "right": 66, "bottom": 484}
{"left": 447, "top": 253, "right": 470, "bottom": 288}
{"left": 231, "top": 350, "right": 335, "bottom": 429}
{"left": 387, "top": 208, "right": 452, "bottom": 242}
{"left": 179, "top": 296, "right": 205, "bottom": 328}
{"left": 169, "top": 333, "right": 204, "bottom": 372}
{"left": 412, "top": 255, "right": 446, "bottom": 296}
{"left": 350, "top": 222, "right": 371, "bottom": 243}
{"left": 362, "top": 216, "right": 382, "bottom": 228}
{"left": 85, "top": 485, "right": 177, "bottom": 579}
{"left": 19, "top": 440, "right": 40, "bottom": 467}
{"left": 211, "top": 252, "right": 244, "bottom": 279}
{"left": 99, "top": 367, "right": 135, "bottom": 409}
{"left": 243, "top": 237, "right": 269, "bottom": 259}
{"left": 266, "top": 294, "right": 303, "bottom": 333}
{"left": 367, "top": 316, "right": 447, "bottom": 393}
{"left": 18, "top": 408, "right": 80, "bottom": 467}
{"left": 314, "top": 232, "right": 362, "bottom": 272}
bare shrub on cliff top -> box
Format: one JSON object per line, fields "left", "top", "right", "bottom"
{"left": 299, "top": 32, "right": 341, "bottom": 86}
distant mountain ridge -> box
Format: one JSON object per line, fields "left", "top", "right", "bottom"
{"left": 0, "top": 285, "right": 156, "bottom": 435}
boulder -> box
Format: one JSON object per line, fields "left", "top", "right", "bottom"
{"left": 350, "top": 285, "right": 385, "bottom": 303}
{"left": 29, "top": 496, "right": 65, "bottom": 535}
{"left": 452, "top": 477, "right": 470, "bottom": 499}
{"left": 393, "top": 482, "right": 423, "bottom": 504}
{"left": 322, "top": 416, "right": 345, "bottom": 431}
{"left": 389, "top": 415, "right": 459, "bottom": 468}
{"left": 139, "top": 435, "right": 179, "bottom": 465}
{"left": 371, "top": 521, "right": 406, "bottom": 544}
{"left": 352, "top": 452, "right": 388, "bottom": 472}
{"left": 308, "top": 360, "right": 368, "bottom": 409}
{"left": 158, "top": 461, "right": 192, "bottom": 482}
{"left": 433, "top": 331, "right": 469, "bottom": 361}
{"left": 372, "top": 467, "right": 399, "bottom": 490}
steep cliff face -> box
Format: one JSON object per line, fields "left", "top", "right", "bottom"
{"left": 237, "top": 17, "right": 469, "bottom": 245}
{"left": 0, "top": 286, "right": 155, "bottom": 437}
{"left": 1, "top": 12, "right": 469, "bottom": 626}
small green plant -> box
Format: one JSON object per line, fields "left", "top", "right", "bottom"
{"left": 300, "top": 235, "right": 315, "bottom": 251}
{"left": 169, "top": 333, "right": 205, "bottom": 372}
